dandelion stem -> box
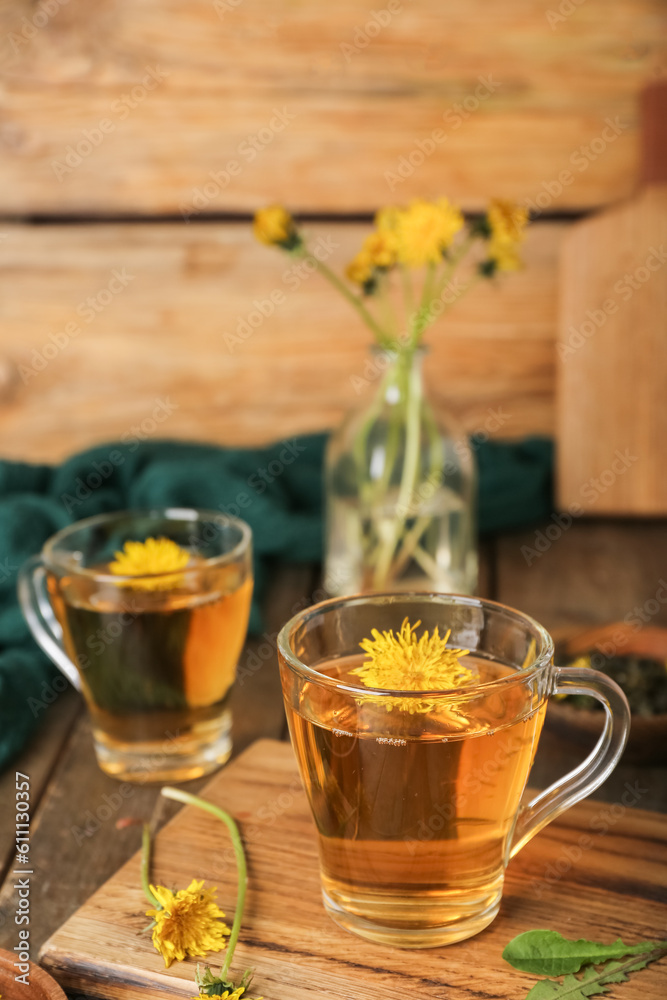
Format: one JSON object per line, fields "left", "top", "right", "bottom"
{"left": 400, "top": 265, "right": 418, "bottom": 343}
{"left": 378, "top": 271, "right": 399, "bottom": 343}
{"left": 141, "top": 824, "right": 161, "bottom": 908}
{"left": 161, "top": 787, "right": 247, "bottom": 980}
{"left": 428, "top": 236, "right": 475, "bottom": 315}
{"left": 371, "top": 352, "right": 422, "bottom": 587}
{"left": 309, "top": 255, "right": 392, "bottom": 346}
{"left": 412, "top": 260, "right": 437, "bottom": 347}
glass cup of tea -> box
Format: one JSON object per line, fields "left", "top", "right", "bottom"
{"left": 278, "top": 592, "right": 630, "bottom": 948}
{"left": 19, "top": 509, "right": 253, "bottom": 783}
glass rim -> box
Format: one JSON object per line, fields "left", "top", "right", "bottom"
{"left": 277, "top": 591, "right": 554, "bottom": 701}
{"left": 42, "top": 507, "right": 252, "bottom": 583}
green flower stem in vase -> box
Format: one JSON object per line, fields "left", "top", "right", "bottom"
{"left": 325, "top": 347, "right": 478, "bottom": 596}
{"left": 369, "top": 350, "right": 427, "bottom": 588}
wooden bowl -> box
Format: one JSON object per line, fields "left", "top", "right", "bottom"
{"left": 547, "top": 623, "right": 667, "bottom": 765}
{"left": 0, "top": 949, "right": 66, "bottom": 1000}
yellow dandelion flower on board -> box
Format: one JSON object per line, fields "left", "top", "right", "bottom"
{"left": 253, "top": 205, "right": 296, "bottom": 247}
{"left": 486, "top": 199, "right": 528, "bottom": 272}
{"left": 109, "top": 536, "right": 191, "bottom": 590}
{"left": 394, "top": 198, "right": 464, "bottom": 267}
{"left": 352, "top": 618, "right": 474, "bottom": 713}
{"left": 147, "top": 879, "right": 230, "bottom": 969}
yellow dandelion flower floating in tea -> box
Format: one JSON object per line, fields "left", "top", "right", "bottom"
{"left": 109, "top": 536, "right": 191, "bottom": 590}
{"left": 147, "top": 879, "right": 231, "bottom": 969}
{"left": 352, "top": 618, "right": 474, "bottom": 713}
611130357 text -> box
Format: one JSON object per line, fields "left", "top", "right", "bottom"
{"left": 13, "top": 772, "right": 32, "bottom": 985}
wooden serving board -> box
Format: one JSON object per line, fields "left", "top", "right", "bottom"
{"left": 40, "top": 740, "right": 667, "bottom": 999}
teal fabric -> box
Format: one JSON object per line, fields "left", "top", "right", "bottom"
{"left": 0, "top": 433, "right": 553, "bottom": 769}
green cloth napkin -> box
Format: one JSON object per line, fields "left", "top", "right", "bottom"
{"left": 0, "top": 433, "right": 553, "bottom": 769}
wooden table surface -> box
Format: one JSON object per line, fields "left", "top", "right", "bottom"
{"left": 0, "top": 519, "right": 666, "bottom": 998}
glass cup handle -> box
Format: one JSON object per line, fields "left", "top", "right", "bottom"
{"left": 17, "top": 555, "right": 82, "bottom": 692}
{"left": 508, "top": 665, "right": 630, "bottom": 859}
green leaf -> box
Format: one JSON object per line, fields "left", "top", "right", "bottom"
{"left": 502, "top": 930, "right": 667, "bottom": 976}
{"left": 525, "top": 971, "right": 604, "bottom": 1000}
{"left": 523, "top": 953, "right": 660, "bottom": 1000}
{"left": 595, "top": 957, "right": 649, "bottom": 985}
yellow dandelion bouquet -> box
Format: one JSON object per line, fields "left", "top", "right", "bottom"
{"left": 254, "top": 198, "right": 528, "bottom": 595}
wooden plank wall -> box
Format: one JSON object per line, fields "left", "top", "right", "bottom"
{"left": 0, "top": 221, "right": 561, "bottom": 461}
{"left": 0, "top": 0, "right": 663, "bottom": 213}
{"left": 0, "top": 0, "right": 664, "bottom": 460}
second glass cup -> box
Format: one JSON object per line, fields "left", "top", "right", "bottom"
{"left": 278, "top": 592, "right": 630, "bottom": 948}
{"left": 19, "top": 509, "right": 253, "bottom": 783}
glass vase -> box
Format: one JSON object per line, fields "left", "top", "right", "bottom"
{"left": 324, "top": 347, "right": 477, "bottom": 597}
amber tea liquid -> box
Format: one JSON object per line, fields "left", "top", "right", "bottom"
{"left": 50, "top": 561, "right": 252, "bottom": 782}
{"left": 284, "top": 654, "right": 546, "bottom": 947}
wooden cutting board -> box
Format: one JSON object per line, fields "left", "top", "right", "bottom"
{"left": 40, "top": 739, "right": 667, "bottom": 999}
{"left": 557, "top": 81, "right": 667, "bottom": 515}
